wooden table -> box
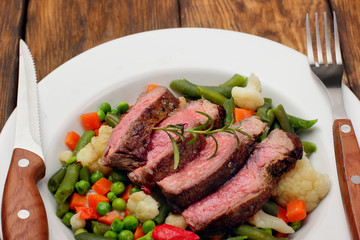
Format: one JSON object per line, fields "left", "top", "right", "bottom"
{"left": 1, "top": 0, "right": 359, "bottom": 131}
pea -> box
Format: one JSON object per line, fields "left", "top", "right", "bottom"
{"left": 107, "top": 192, "right": 117, "bottom": 202}
{"left": 91, "top": 171, "right": 105, "bottom": 185}
{"left": 110, "top": 182, "right": 125, "bottom": 195}
{"left": 112, "top": 198, "right": 127, "bottom": 212}
{"left": 123, "top": 215, "right": 139, "bottom": 231}
{"left": 62, "top": 212, "right": 74, "bottom": 227}
{"left": 117, "top": 102, "right": 129, "bottom": 114}
{"left": 142, "top": 220, "right": 156, "bottom": 234}
{"left": 97, "top": 110, "right": 106, "bottom": 122}
{"left": 74, "top": 228, "right": 87, "bottom": 236}
{"left": 130, "top": 186, "right": 141, "bottom": 194}
{"left": 118, "top": 230, "right": 134, "bottom": 240}
{"left": 104, "top": 230, "right": 118, "bottom": 239}
{"left": 111, "top": 218, "right": 124, "bottom": 233}
{"left": 97, "top": 201, "right": 111, "bottom": 215}
{"left": 100, "top": 102, "right": 112, "bottom": 114}
{"left": 75, "top": 180, "right": 90, "bottom": 195}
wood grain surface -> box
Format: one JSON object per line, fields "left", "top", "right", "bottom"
{"left": 1, "top": 0, "right": 360, "bottom": 131}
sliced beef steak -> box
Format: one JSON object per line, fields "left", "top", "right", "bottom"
{"left": 101, "top": 87, "right": 179, "bottom": 171}
{"left": 157, "top": 116, "right": 267, "bottom": 212}
{"left": 182, "top": 129, "right": 303, "bottom": 233}
{"left": 128, "top": 99, "right": 224, "bottom": 187}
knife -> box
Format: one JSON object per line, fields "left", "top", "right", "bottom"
{"left": 1, "top": 40, "right": 48, "bottom": 240}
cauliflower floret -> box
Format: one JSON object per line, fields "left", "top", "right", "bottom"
{"left": 70, "top": 212, "right": 86, "bottom": 230}
{"left": 76, "top": 125, "right": 113, "bottom": 174}
{"left": 273, "top": 153, "right": 330, "bottom": 212}
{"left": 165, "top": 214, "right": 187, "bottom": 229}
{"left": 59, "top": 150, "right": 73, "bottom": 163}
{"left": 77, "top": 141, "right": 111, "bottom": 174}
{"left": 249, "top": 210, "right": 294, "bottom": 234}
{"left": 126, "top": 191, "right": 160, "bottom": 223}
{"left": 91, "top": 125, "right": 113, "bottom": 157}
{"left": 232, "top": 73, "right": 264, "bottom": 110}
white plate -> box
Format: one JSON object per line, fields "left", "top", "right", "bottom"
{"left": 0, "top": 28, "right": 358, "bottom": 239}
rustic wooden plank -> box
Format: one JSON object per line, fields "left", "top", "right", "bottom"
{"left": 26, "top": 0, "right": 180, "bottom": 81}
{"left": 0, "top": 0, "right": 27, "bottom": 130}
{"left": 330, "top": 0, "right": 360, "bottom": 99}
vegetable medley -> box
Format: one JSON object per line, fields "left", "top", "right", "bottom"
{"left": 48, "top": 73, "right": 330, "bottom": 240}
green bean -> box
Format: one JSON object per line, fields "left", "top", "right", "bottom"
{"left": 105, "top": 112, "right": 121, "bottom": 128}
{"left": 170, "top": 79, "right": 233, "bottom": 98}
{"left": 223, "top": 98, "right": 236, "bottom": 125}
{"left": 256, "top": 98, "right": 273, "bottom": 123}
{"left": 289, "top": 221, "right": 302, "bottom": 231}
{"left": 262, "top": 200, "right": 279, "bottom": 216}
{"left": 54, "top": 163, "right": 81, "bottom": 204}
{"left": 56, "top": 201, "right": 70, "bottom": 218}
{"left": 66, "top": 156, "right": 77, "bottom": 164}
{"left": 233, "top": 224, "right": 287, "bottom": 240}
{"left": 302, "top": 141, "right": 317, "bottom": 156}
{"left": 108, "top": 169, "right": 130, "bottom": 184}
{"left": 266, "top": 109, "right": 276, "bottom": 128}
{"left": 79, "top": 166, "right": 91, "bottom": 183}
{"left": 220, "top": 73, "right": 248, "bottom": 87}
{"left": 75, "top": 232, "right": 108, "bottom": 240}
{"left": 197, "top": 86, "right": 228, "bottom": 105}
{"left": 153, "top": 201, "right": 170, "bottom": 225}
{"left": 92, "top": 221, "right": 112, "bottom": 235}
{"left": 226, "top": 237, "right": 248, "bottom": 240}
{"left": 74, "top": 131, "right": 95, "bottom": 156}
{"left": 288, "top": 115, "right": 318, "bottom": 131}
{"left": 48, "top": 164, "right": 68, "bottom": 193}
{"left": 273, "top": 105, "right": 295, "bottom": 134}
{"left": 170, "top": 79, "right": 199, "bottom": 98}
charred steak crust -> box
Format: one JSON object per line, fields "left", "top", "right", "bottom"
{"left": 101, "top": 86, "right": 179, "bottom": 171}
{"left": 158, "top": 116, "right": 267, "bottom": 213}
{"left": 182, "top": 129, "right": 303, "bottom": 234}
{"left": 128, "top": 99, "right": 224, "bottom": 187}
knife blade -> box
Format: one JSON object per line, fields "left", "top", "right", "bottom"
{"left": 1, "top": 40, "right": 48, "bottom": 240}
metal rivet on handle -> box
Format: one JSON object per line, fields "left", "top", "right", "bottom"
{"left": 351, "top": 175, "right": 360, "bottom": 184}
{"left": 18, "top": 158, "right": 30, "bottom": 167}
{"left": 340, "top": 124, "right": 351, "bottom": 133}
{"left": 17, "top": 209, "right": 30, "bottom": 219}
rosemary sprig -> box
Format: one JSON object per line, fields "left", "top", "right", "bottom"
{"left": 153, "top": 111, "right": 250, "bottom": 169}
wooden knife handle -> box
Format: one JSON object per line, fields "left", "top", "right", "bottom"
{"left": 1, "top": 148, "right": 48, "bottom": 240}
{"left": 333, "top": 119, "right": 360, "bottom": 240}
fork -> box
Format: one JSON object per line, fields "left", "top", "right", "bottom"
{"left": 306, "top": 12, "right": 360, "bottom": 239}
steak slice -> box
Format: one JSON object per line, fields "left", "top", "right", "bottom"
{"left": 128, "top": 99, "right": 224, "bottom": 187}
{"left": 157, "top": 116, "right": 267, "bottom": 212}
{"left": 182, "top": 129, "right": 303, "bottom": 233}
{"left": 101, "top": 86, "right": 179, "bottom": 171}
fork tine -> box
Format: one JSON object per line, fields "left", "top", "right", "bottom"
{"left": 306, "top": 13, "right": 315, "bottom": 65}
{"left": 333, "top": 11, "right": 343, "bottom": 65}
{"left": 323, "top": 12, "right": 333, "bottom": 65}
{"left": 315, "top": 12, "right": 324, "bottom": 65}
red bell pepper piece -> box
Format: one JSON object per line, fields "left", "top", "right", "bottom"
{"left": 152, "top": 224, "right": 200, "bottom": 240}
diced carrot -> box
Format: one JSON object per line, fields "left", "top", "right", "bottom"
{"left": 286, "top": 200, "right": 307, "bottom": 222}
{"left": 92, "top": 177, "right": 113, "bottom": 195}
{"left": 124, "top": 209, "right": 132, "bottom": 217}
{"left": 146, "top": 84, "right": 159, "bottom": 92}
{"left": 88, "top": 193, "right": 110, "bottom": 210}
{"left": 276, "top": 206, "right": 289, "bottom": 223}
{"left": 275, "top": 232, "right": 288, "bottom": 238}
{"left": 134, "top": 224, "right": 145, "bottom": 239}
{"left": 76, "top": 206, "right": 100, "bottom": 220}
{"left": 80, "top": 112, "right": 102, "bottom": 131}
{"left": 65, "top": 131, "right": 80, "bottom": 151}
{"left": 234, "top": 108, "right": 256, "bottom": 122}
{"left": 209, "top": 234, "right": 224, "bottom": 240}
{"left": 120, "top": 184, "right": 133, "bottom": 202}
{"left": 98, "top": 211, "right": 124, "bottom": 225}
{"left": 69, "top": 193, "right": 87, "bottom": 210}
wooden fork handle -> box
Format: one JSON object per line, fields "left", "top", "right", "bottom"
{"left": 1, "top": 148, "right": 48, "bottom": 240}
{"left": 333, "top": 119, "right": 360, "bottom": 240}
